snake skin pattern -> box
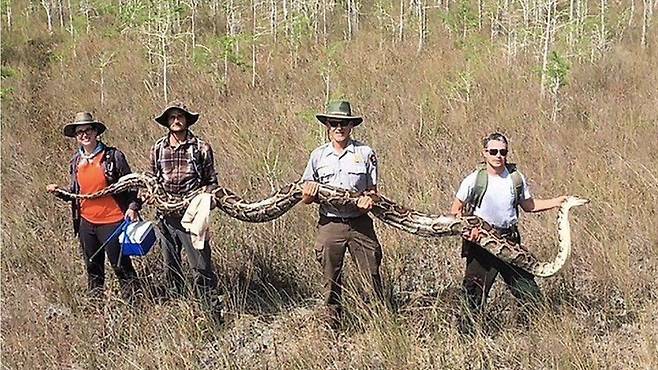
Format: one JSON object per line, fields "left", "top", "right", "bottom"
{"left": 53, "top": 173, "right": 588, "bottom": 277}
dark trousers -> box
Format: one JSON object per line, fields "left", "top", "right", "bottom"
{"left": 159, "top": 215, "right": 218, "bottom": 297}
{"left": 79, "top": 218, "right": 138, "bottom": 298}
{"left": 314, "top": 214, "right": 384, "bottom": 325}
{"left": 462, "top": 228, "right": 542, "bottom": 314}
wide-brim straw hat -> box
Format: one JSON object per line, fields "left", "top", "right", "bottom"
{"left": 316, "top": 100, "right": 363, "bottom": 126}
{"left": 154, "top": 101, "right": 200, "bottom": 127}
{"left": 63, "top": 112, "right": 107, "bottom": 137}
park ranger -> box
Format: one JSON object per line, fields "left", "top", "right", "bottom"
{"left": 301, "top": 100, "right": 383, "bottom": 330}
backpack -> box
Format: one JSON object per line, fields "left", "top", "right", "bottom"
{"left": 153, "top": 136, "right": 204, "bottom": 180}
{"left": 463, "top": 163, "right": 524, "bottom": 215}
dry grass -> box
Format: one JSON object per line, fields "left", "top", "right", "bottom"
{"left": 2, "top": 1, "right": 657, "bottom": 369}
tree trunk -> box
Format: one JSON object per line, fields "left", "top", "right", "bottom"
{"left": 398, "top": 0, "right": 404, "bottom": 42}
{"left": 283, "top": 0, "right": 289, "bottom": 37}
{"left": 66, "top": 0, "right": 73, "bottom": 36}
{"left": 252, "top": 0, "right": 257, "bottom": 87}
{"left": 162, "top": 40, "right": 169, "bottom": 102}
{"left": 417, "top": 0, "right": 426, "bottom": 53}
{"left": 347, "top": 0, "right": 353, "bottom": 40}
{"left": 41, "top": 0, "right": 53, "bottom": 34}
{"left": 478, "top": 0, "right": 483, "bottom": 30}
{"left": 191, "top": 1, "right": 197, "bottom": 58}
{"left": 57, "top": 0, "right": 64, "bottom": 31}
{"left": 600, "top": 0, "right": 606, "bottom": 51}
{"left": 5, "top": 0, "right": 10, "bottom": 31}
{"left": 99, "top": 67, "right": 105, "bottom": 106}
{"left": 323, "top": 0, "right": 327, "bottom": 46}
{"left": 641, "top": 0, "right": 649, "bottom": 47}
{"left": 270, "top": 0, "right": 277, "bottom": 43}
{"left": 539, "top": 0, "right": 554, "bottom": 98}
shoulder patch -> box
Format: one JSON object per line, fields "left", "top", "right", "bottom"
{"left": 369, "top": 152, "right": 378, "bottom": 167}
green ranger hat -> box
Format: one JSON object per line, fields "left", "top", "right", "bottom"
{"left": 316, "top": 100, "right": 363, "bottom": 126}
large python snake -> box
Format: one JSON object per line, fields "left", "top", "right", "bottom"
{"left": 53, "top": 173, "right": 588, "bottom": 277}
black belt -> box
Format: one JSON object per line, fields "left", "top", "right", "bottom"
{"left": 494, "top": 225, "right": 518, "bottom": 236}
{"left": 319, "top": 214, "right": 366, "bottom": 224}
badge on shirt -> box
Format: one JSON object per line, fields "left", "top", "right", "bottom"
{"left": 353, "top": 153, "right": 364, "bottom": 163}
{"left": 369, "top": 152, "right": 378, "bottom": 167}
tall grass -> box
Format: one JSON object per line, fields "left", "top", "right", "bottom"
{"left": 2, "top": 0, "right": 657, "bottom": 368}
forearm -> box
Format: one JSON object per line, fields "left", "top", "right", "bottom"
{"left": 527, "top": 197, "right": 562, "bottom": 212}
{"left": 301, "top": 194, "right": 316, "bottom": 204}
{"left": 449, "top": 198, "right": 464, "bottom": 216}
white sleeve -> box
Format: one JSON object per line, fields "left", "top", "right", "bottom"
{"left": 301, "top": 154, "right": 316, "bottom": 182}
{"left": 520, "top": 173, "right": 532, "bottom": 200}
{"left": 455, "top": 172, "right": 477, "bottom": 202}
{"left": 367, "top": 150, "right": 378, "bottom": 187}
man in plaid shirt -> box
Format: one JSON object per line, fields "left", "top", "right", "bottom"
{"left": 150, "top": 101, "right": 222, "bottom": 323}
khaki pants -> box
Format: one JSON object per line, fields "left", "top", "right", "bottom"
{"left": 314, "top": 214, "right": 383, "bottom": 325}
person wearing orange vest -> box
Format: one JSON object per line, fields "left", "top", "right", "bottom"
{"left": 47, "top": 112, "right": 141, "bottom": 303}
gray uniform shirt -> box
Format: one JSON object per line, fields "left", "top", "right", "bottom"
{"left": 302, "top": 140, "right": 378, "bottom": 218}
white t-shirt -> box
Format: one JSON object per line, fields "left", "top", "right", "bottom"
{"left": 455, "top": 168, "right": 532, "bottom": 228}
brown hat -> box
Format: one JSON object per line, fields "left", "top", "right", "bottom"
{"left": 154, "top": 101, "right": 200, "bottom": 127}
{"left": 63, "top": 112, "right": 107, "bottom": 137}
{"left": 316, "top": 100, "right": 363, "bottom": 126}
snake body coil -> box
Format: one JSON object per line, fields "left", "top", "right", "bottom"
{"left": 55, "top": 173, "right": 588, "bottom": 277}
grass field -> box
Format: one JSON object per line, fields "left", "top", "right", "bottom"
{"left": 1, "top": 0, "right": 657, "bottom": 368}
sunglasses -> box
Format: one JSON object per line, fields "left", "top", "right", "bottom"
{"left": 487, "top": 148, "right": 508, "bottom": 156}
{"left": 326, "top": 120, "right": 351, "bottom": 128}
{"left": 75, "top": 128, "right": 96, "bottom": 137}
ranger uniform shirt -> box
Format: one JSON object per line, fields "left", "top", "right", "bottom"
{"left": 150, "top": 132, "right": 218, "bottom": 195}
{"left": 455, "top": 168, "right": 532, "bottom": 229}
{"left": 302, "top": 140, "right": 378, "bottom": 218}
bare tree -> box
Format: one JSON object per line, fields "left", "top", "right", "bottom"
{"left": 415, "top": 0, "right": 427, "bottom": 53}
{"left": 140, "top": 1, "right": 182, "bottom": 102}
{"left": 93, "top": 52, "right": 116, "bottom": 106}
{"left": 80, "top": 0, "right": 92, "bottom": 34}
{"left": 641, "top": 0, "right": 650, "bottom": 47}
{"left": 599, "top": 0, "right": 607, "bottom": 51}
{"left": 539, "top": 0, "right": 556, "bottom": 98}
{"left": 347, "top": 0, "right": 353, "bottom": 40}
{"left": 4, "top": 0, "right": 12, "bottom": 31}
{"left": 252, "top": 0, "right": 258, "bottom": 87}
{"left": 283, "top": 0, "right": 289, "bottom": 36}
{"left": 398, "top": 0, "right": 404, "bottom": 42}
{"left": 270, "top": 0, "right": 277, "bottom": 42}
{"left": 184, "top": 0, "right": 200, "bottom": 58}
{"left": 477, "top": 0, "right": 483, "bottom": 30}
{"left": 57, "top": 0, "right": 64, "bottom": 31}
{"left": 322, "top": 0, "right": 327, "bottom": 45}
{"left": 41, "top": 0, "right": 53, "bottom": 33}
{"left": 66, "top": 0, "right": 73, "bottom": 36}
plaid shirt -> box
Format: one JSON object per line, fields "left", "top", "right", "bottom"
{"left": 149, "top": 132, "right": 218, "bottom": 195}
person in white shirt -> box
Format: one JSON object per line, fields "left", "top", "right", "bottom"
{"left": 450, "top": 132, "right": 567, "bottom": 318}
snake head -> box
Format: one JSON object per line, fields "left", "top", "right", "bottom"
{"left": 564, "top": 196, "right": 590, "bottom": 208}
